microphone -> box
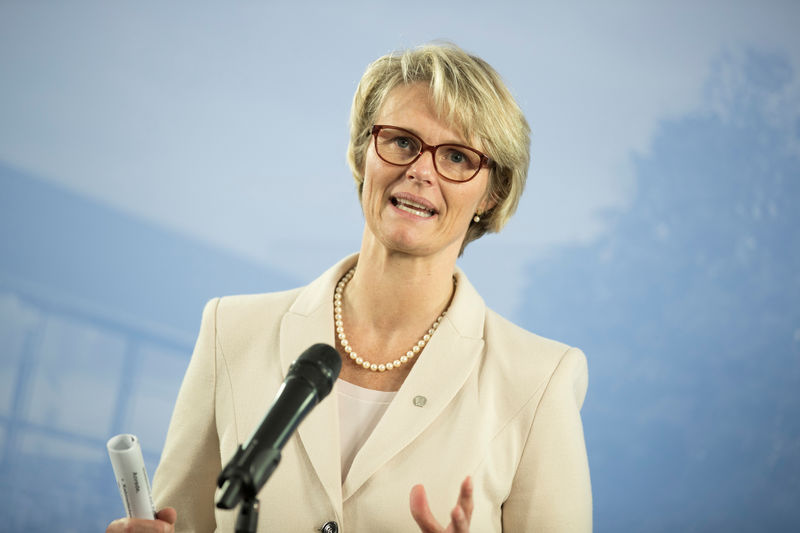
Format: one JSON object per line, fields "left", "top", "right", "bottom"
{"left": 215, "top": 343, "right": 341, "bottom": 510}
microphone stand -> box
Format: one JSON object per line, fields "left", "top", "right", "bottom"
{"left": 235, "top": 497, "right": 259, "bottom": 533}
{"left": 216, "top": 444, "right": 282, "bottom": 533}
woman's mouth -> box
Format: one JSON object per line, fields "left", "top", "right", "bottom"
{"left": 391, "top": 196, "right": 437, "bottom": 218}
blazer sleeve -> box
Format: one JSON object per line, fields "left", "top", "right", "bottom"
{"left": 502, "top": 347, "right": 593, "bottom": 532}
{"left": 152, "top": 298, "right": 221, "bottom": 533}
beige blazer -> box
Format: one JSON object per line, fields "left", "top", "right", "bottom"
{"left": 152, "top": 255, "right": 592, "bottom": 532}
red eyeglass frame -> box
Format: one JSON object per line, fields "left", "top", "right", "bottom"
{"left": 371, "top": 124, "right": 493, "bottom": 183}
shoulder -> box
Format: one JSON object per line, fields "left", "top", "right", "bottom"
{"left": 449, "top": 267, "right": 587, "bottom": 404}
{"left": 209, "top": 253, "right": 358, "bottom": 325}
{"left": 215, "top": 288, "right": 303, "bottom": 321}
{"left": 197, "top": 288, "right": 303, "bottom": 348}
{"left": 197, "top": 254, "right": 358, "bottom": 349}
{"left": 482, "top": 308, "right": 588, "bottom": 409}
{"left": 484, "top": 308, "right": 572, "bottom": 363}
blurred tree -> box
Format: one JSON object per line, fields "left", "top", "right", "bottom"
{"left": 520, "top": 49, "right": 800, "bottom": 532}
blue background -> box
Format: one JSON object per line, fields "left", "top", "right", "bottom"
{"left": 1, "top": 2, "right": 798, "bottom": 531}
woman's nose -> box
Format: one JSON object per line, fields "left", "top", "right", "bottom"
{"left": 406, "top": 148, "right": 437, "bottom": 184}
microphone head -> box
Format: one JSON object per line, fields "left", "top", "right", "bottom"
{"left": 288, "top": 343, "right": 342, "bottom": 399}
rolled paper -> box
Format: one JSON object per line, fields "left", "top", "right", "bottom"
{"left": 107, "top": 434, "right": 156, "bottom": 519}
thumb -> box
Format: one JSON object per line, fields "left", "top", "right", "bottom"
{"left": 156, "top": 507, "right": 177, "bottom": 525}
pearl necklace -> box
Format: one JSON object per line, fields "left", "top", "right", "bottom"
{"left": 334, "top": 267, "right": 452, "bottom": 372}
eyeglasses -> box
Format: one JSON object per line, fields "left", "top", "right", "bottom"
{"left": 371, "top": 125, "right": 492, "bottom": 183}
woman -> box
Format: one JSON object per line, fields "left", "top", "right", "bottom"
{"left": 107, "top": 43, "right": 591, "bottom": 532}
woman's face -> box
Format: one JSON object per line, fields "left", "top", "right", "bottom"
{"left": 361, "top": 83, "right": 493, "bottom": 260}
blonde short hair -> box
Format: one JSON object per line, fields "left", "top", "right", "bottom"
{"left": 347, "top": 43, "right": 531, "bottom": 253}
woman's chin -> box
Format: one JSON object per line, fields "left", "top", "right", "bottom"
{"left": 385, "top": 238, "right": 432, "bottom": 256}
{"left": 369, "top": 229, "right": 432, "bottom": 257}
{"left": 364, "top": 217, "right": 461, "bottom": 259}
{"left": 378, "top": 230, "right": 464, "bottom": 260}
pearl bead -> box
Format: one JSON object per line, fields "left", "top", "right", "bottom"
{"left": 334, "top": 266, "right": 451, "bottom": 373}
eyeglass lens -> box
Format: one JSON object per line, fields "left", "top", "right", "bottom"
{"left": 375, "top": 127, "right": 482, "bottom": 182}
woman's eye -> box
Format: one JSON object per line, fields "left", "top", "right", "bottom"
{"left": 447, "top": 150, "right": 467, "bottom": 164}
{"left": 394, "top": 137, "right": 414, "bottom": 150}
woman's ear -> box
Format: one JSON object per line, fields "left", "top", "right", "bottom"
{"left": 479, "top": 192, "right": 497, "bottom": 214}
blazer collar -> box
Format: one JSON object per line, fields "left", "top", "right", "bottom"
{"left": 279, "top": 254, "right": 486, "bottom": 505}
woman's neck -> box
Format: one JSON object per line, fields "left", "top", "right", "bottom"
{"left": 346, "top": 233, "right": 458, "bottom": 334}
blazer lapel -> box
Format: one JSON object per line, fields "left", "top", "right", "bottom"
{"left": 278, "top": 255, "right": 358, "bottom": 517}
{"left": 342, "top": 268, "right": 486, "bottom": 501}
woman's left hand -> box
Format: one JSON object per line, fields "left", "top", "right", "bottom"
{"left": 410, "top": 476, "right": 473, "bottom": 533}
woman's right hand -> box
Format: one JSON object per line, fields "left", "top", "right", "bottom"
{"left": 410, "top": 477, "right": 473, "bottom": 533}
{"left": 106, "top": 507, "right": 177, "bottom": 533}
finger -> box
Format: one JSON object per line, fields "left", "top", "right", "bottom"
{"left": 457, "top": 476, "right": 474, "bottom": 522}
{"left": 106, "top": 517, "right": 126, "bottom": 533}
{"left": 410, "top": 484, "right": 443, "bottom": 533}
{"left": 106, "top": 516, "right": 173, "bottom": 533}
{"left": 450, "top": 504, "right": 469, "bottom": 533}
{"left": 156, "top": 507, "right": 177, "bottom": 525}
